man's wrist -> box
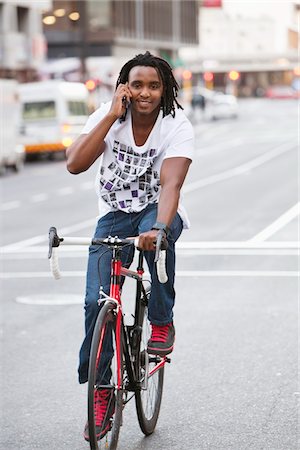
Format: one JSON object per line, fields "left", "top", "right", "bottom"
{"left": 105, "top": 111, "right": 119, "bottom": 123}
{"left": 151, "top": 221, "right": 170, "bottom": 235}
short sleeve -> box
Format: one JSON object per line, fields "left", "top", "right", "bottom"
{"left": 80, "top": 102, "right": 112, "bottom": 134}
{"left": 163, "top": 116, "right": 194, "bottom": 161}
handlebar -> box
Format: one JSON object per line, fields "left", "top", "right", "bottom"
{"left": 48, "top": 226, "right": 168, "bottom": 283}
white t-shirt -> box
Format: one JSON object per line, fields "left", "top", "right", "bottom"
{"left": 81, "top": 102, "right": 194, "bottom": 228}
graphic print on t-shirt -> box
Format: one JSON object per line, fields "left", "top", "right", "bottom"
{"left": 99, "top": 140, "right": 160, "bottom": 212}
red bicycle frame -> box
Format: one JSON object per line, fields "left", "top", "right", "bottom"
{"left": 107, "top": 244, "right": 168, "bottom": 390}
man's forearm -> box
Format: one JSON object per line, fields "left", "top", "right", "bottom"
{"left": 156, "top": 186, "right": 180, "bottom": 228}
{"left": 66, "top": 112, "right": 118, "bottom": 174}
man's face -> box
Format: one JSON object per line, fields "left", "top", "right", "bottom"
{"left": 128, "top": 66, "right": 164, "bottom": 116}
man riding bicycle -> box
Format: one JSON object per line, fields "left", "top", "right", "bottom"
{"left": 66, "top": 51, "right": 194, "bottom": 441}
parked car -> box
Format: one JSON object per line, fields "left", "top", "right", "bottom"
{"left": 0, "top": 79, "right": 25, "bottom": 174}
{"left": 207, "top": 92, "right": 238, "bottom": 120}
{"left": 18, "top": 80, "right": 89, "bottom": 159}
{"left": 265, "top": 85, "right": 300, "bottom": 99}
{"left": 191, "top": 87, "right": 238, "bottom": 120}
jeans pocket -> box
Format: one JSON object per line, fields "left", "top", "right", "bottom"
{"left": 168, "top": 213, "right": 183, "bottom": 243}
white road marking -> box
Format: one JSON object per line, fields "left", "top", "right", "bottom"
{"left": 199, "top": 136, "right": 293, "bottom": 157}
{"left": 0, "top": 200, "right": 21, "bottom": 211}
{"left": 1, "top": 240, "right": 299, "bottom": 256}
{"left": 31, "top": 193, "right": 48, "bottom": 203}
{"left": 16, "top": 294, "right": 83, "bottom": 305}
{"left": 176, "top": 270, "right": 299, "bottom": 277}
{"left": 57, "top": 186, "right": 74, "bottom": 196}
{"left": 1, "top": 270, "right": 299, "bottom": 279}
{"left": 1, "top": 234, "right": 49, "bottom": 250}
{"left": 197, "top": 123, "right": 231, "bottom": 141}
{"left": 1, "top": 249, "right": 298, "bottom": 259}
{"left": 80, "top": 181, "right": 94, "bottom": 190}
{"left": 1, "top": 242, "right": 297, "bottom": 278}
{"left": 1, "top": 182, "right": 92, "bottom": 212}
{"left": 0, "top": 218, "right": 96, "bottom": 251}
{"left": 177, "top": 241, "right": 299, "bottom": 249}
{"left": 183, "top": 141, "right": 295, "bottom": 193}
{"left": 197, "top": 137, "right": 245, "bottom": 156}
{"left": 250, "top": 202, "right": 300, "bottom": 242}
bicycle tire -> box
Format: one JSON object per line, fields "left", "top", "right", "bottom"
{"left": 135, "top": 287, "right": 165, "bottom": 435}
{"left": 87, "top": 301, "right": 124, "bottom": 450}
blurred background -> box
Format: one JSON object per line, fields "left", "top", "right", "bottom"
{"left": 0, "top": 0, "right": 299, "bottom": 168}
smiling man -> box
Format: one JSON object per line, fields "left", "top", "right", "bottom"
{"left": 66, "top": 51, "right": 194, "bottom": 442}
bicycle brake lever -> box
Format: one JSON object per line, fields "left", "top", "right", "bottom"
{"left": 154, "top": 230, "right": 167, "bottom": 263}
{"left": 48, "top": 226, "right": 63, "bottom": 259}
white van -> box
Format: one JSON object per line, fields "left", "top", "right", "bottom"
{"left": 18, "top": 80, "right": 89, "bottom": 158}
{"left": 0, "top": 79, "right": 25, "bottom": 173}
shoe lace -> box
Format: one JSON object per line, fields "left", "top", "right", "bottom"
{"left": 151, "top": 324, "right": 170, "bottom": 343}
{"left": 94, "top": 389, "right": 111, "bottom": 426}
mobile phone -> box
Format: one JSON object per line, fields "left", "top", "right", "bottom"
{"left": 119, "top": 96, "right": 128, "bottom": 123}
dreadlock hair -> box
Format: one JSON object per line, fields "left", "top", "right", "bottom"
{"left": 115, "top": 51, "right": 183, "bottom": 118}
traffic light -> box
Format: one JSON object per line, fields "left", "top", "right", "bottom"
{"left": 228, "top": 70, "right": 240, "bottom": 81}
{"left": 203, "top": 72, "right": 214, "bottom": 89}
{"left": 85, "top": 79, "right": 97, "bottom": 91}
{"left": 203, "top": 72, "right": 214, "bottom": 82}
{"left": 182, "top": 70, "right": 192, "bottom": 81}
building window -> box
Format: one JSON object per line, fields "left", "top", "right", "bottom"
{"left": 180, "top": 0, "right": 197, "bottom": 44}
{"left": 87, "top": 0, "right": 111, "bottom": 31}
{"left": 113, "top": 1, "right": 136, "bottom": 38}
{"left": 0, "top": 3, "right": 3, "bottom": 33}
{"left": 17, "top": 6, "right": 29, "bottom": 33}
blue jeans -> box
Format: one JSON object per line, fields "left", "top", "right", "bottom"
{"left": 78, "top": 203, "right": 183, "bottom": 384}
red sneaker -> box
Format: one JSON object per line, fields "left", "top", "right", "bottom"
{"left": 147, "top": 322, "right": 175, "bottom": 356}
{"left": 84, "top": 388, "right": 115, "bottom": 442}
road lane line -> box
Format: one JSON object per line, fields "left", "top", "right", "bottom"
{"left": 1, "top": 240, "right": 299, "bottom": 254}
{"left": 1, "top": 270, "right": 299, "bottom": 279}
{"left": 80, "top": 181, "right": 94, "bottom": 190}
{"left": 250, "top": 202, "right": 300, "bottom": 242}
{"left": 197, "top": 137, "right": 245, "bottom": 156}
{"left": 0, "top": 218, "right": 96, "bottom": 251}
{"left": 1, "top": 183, "right": 91, "bottom": 212}
{"left": 183, "top": 141, "right": 295, "bottom": 193}
{"left": 16, "top": 295, "right": 83, "bottom": 305}
{"left": 1, "top": 249, "right": 298, "bottom": 259}
{"left": 176, "top": 241, "right": 300, "bottom": 248}
{"left": 57, "top": 186, "right": 74, "bottom": 196}
{"left": 31, "top": 193, "right": 48, "bottom": 203}
{"left": 0, "top": 200, "right": 21, "bottom": 211}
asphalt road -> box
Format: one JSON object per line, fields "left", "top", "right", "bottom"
{"left": 0, "top": 98, "right": 298, "bottom": 450}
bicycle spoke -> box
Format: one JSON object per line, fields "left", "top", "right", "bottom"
{"left": 135, "top": 287, "right": 165, "bottom": 435}
{"left": 87, "top": 302, "right": 124, "bottom": 450}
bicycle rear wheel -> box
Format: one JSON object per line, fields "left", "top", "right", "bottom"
{"left": 135, "top": 287, "right": 165, "bottom": 435}
{"left": 87, "top": 301, "right": 124, "bottom": 450}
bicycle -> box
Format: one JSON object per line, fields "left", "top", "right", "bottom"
{"left": 48, "top": 226, "right": 170, "bottom": 450}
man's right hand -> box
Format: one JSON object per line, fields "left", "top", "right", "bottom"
{"left": 109, "top": 83, "right": 132, "bottom": 120}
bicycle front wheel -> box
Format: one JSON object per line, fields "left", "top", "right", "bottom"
{"left": 87, "top": 301, "right": 123, "bottom": 450}
{"left": 135, "top": 287, "right": 165, "bottom": 435}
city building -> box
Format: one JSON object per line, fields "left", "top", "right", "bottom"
{"left": 0, "top": 0, "right": 50, "bottom": 81}
{"left": 180, "top": 0, "right": 300, "bottom": 96}
{"left": 41, "top": 0, "right": 199, "bottom": 87}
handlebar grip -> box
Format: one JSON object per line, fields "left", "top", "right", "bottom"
{"left": 153, "top": 229, "right": 168, "bottom": 283}
{"left": 157, "top": 250, "right": 168, "bottom": 284}
{"left": 49, "top": 247, "right": 61, "bottom": 280}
